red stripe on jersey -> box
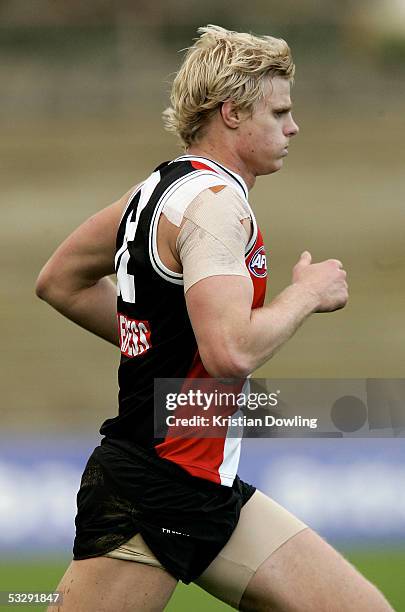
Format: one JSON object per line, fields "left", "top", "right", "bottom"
{"left": 190, "top": 160, "right": 219, "bottom": 173}
{"left": 246, "top": 228, "right": 267, "bottom": 308}
{"left": 156, "top": 436, "right": 223, "bottom": 484}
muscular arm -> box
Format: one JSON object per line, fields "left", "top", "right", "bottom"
{"left": 35, "top": 188, "right": 136, "bottom": 346}
{"left": 174, "top": 188, "right": 348, "bottom": 378}
{"left": 186, "top": 253, "right": 348, "bottom": 378}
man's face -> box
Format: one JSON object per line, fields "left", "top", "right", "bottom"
{"left": 236, "top": 76, "right": 299, "bottom": 176}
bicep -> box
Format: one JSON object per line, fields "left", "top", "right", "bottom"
{"left": 185, "top": 275, "right": 254, "bottom": 376}
{"left": 37, "top": 188, "right": 136, "bottom": 293}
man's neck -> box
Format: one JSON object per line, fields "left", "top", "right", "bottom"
{"left": 186, "top": 143, "right": 255, "bottom": 191}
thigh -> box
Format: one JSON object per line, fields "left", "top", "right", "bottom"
{"left": 195, "top": 490, "right": 307, "bottom": 609}
{"left": 50, "top": 556, "right": 177, "bottom": 612}
{"left": 240, "top": 528, "right": 393, "bottom": 612}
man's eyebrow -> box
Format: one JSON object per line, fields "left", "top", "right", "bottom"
{"left": 272, "top": 105, "right": 292, "bottom": 113}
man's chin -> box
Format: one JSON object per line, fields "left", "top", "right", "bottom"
{"left": 268, "top": 160, "right": 284, "bottom": 174}
{"left": 255, "top": 159, "right": 284, "bottom": 176}
{"left": 255, "top": 159, "right": 284, "bottom": 177}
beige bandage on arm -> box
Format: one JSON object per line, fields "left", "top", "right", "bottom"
{"left": 176, "top": 186, "right": 251, "bottom": 293}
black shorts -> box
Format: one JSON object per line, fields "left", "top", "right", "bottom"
{"left": 73, "top": 438, "right": 255, "bottom": 583}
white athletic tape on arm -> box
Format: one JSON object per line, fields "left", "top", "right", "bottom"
{"left": 162, "top": 175, "right": 228, "bottom": 227}
{"left": 176, "top": 187, "right": 251, "bottom": 293}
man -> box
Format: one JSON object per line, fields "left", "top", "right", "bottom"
{"left": 36, "top": 25, "right": 392, "bottom": 612}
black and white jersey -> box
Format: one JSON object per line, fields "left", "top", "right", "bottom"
{"left": 100, "top": 156, "right": 268, "bottom": 486}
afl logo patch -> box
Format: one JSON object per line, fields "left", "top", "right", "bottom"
{"left": 249, "top": 246, "right": 267, "bottom": 278}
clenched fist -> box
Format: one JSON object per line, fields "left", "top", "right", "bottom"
{"left": 292, "top": 251, "right": 348, "bottom": 312}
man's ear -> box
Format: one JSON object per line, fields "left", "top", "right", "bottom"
{"left": 220, "top": 100, "right": 242, "bottom": 129}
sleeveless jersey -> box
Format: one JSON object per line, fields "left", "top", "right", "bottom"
{"left": 100, "top": 155, "right": 268, "bottom": 486}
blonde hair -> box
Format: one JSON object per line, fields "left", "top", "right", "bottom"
{"left": 163, "top": 25, "right": 295, "bottom": 148}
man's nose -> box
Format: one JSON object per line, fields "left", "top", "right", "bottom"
{"left": 286, "top": 115, "right": 299, "bottom": 137}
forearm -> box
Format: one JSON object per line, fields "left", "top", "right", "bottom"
{"left": 195, "top": 278, "right": 319, "bottom": 378}
{"left": 38, "top": 276, "right": 119, "bottom": 347}
{"left": 241, "top": 282, "right": 318, "bottom": 373}
{"left": 188, "top": 253, "right": 348, "bottom": 378}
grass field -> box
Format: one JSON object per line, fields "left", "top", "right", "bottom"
{"left": 1, "top": 550, "right": 404, "bottom": 611}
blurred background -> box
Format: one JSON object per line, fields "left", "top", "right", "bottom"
{"left": 1, "top": 1, "right": 404, "bottom": 610}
